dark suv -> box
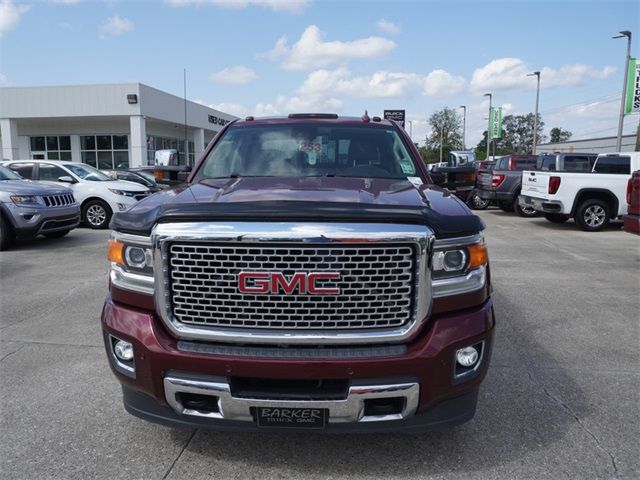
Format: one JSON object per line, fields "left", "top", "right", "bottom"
{"left": 476, "top": 155, "right": 538, "bottom": 217}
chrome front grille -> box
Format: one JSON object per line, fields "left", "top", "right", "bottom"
{"left": 168, "top": 243, "right": 416, "bottom": 331}
{"left": 42, "top": 194, "right": 75, "bottom": 207}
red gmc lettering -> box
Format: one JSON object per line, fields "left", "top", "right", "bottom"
{"left": 238, "top": 272, "right": 270, "bottom": 293}
{"left": 238, "top": 272, "right": 340, "bottom": 295}
{"left": 271, "top": 272, "right": 306, "bottom": 294}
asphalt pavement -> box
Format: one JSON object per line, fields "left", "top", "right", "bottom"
{"left": 1, "top": 210, "right": 638, "bottom": 479}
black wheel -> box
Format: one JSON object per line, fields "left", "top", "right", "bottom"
{"left": 544, "top": 213, "right": 569, "bottom": 224}
{"left": 43, "top": 229, "right": 71, "bottom": 239}
{"left": 0, "top": 214, "right": 15, "bottom": 251}
{"left": 467, "top": 190, "right": 490, "bottom": 210}
{"left": 514, "top": 196, "right": 539, "bottom": 217}
{"left": 498, "top": 200, "right": 514, "bottom": 212}
{"left": 574, "top": 199, "right": 610, "bottom": 232}
{"left": 82, "top": 199, "right": 112, "bottom": 229}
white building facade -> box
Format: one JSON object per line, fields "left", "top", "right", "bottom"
{"left": 0, "top": 83, "right": 237, "bottom": 168}
{"left": 536, "top": 133, "right": 637, "bottom": 154}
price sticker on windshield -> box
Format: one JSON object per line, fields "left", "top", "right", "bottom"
{"left": 298, "top": 143, "right": 321, "bottom": 152}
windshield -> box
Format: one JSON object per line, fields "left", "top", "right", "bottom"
{"left": 196, "top": 124, "right": 418, "bottom": 180}
{"left": 63, "top": 163, "right": 111, "bottom": 181}
{"left": 0, "top": 165, "right": 22, "bottom": 180}
{"left": 134, "top": 171, "right": 157, "bottom": 184}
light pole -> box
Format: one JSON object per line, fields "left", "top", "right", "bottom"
{"left": 459, "top": 105, "right": 466, "bottom": 150}
{"left": 484, "top": 93, "right": 492, "bottom": 160}
{"left": 439, "top": 124, "right": 444, "bottom": 163}
{"left": 613, "top": 30, "right": 632, "bottom": 151}
{"left": 408, "top": 120, "right": 413, "bottom": 139}
{"left": 527, "top": 71, "right": 541, "bottom": 154}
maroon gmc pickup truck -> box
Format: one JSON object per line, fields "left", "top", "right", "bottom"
{"left": 102, "top": 114, "right": 495, "bottom": 432}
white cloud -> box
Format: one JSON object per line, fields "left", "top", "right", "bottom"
{"left": 165, "top": 0, "right": 311, "bottom": 14}
{"left": 0, "top": 0, "right": 30, "bottom": 36}
{"left": 210, "top": 65, "right": 258, "bottom": 84}
{"left": 48, "top": 0, "right": 82, "bottom": 4}
{"left": 260, "top": 25, "right": 396, "bottom": 71}
{"left": 0, "top": 72, "right": 11, "bottom": 86}
{"left": 423, "top": 69, "right": 465, "bottom": 97}
{"left": 470, "top": 57, "right": 617, "bottom": 93}
{"left": 295, "top": 67, "right": 465, "bottom": 100}
{"left": 376, "top": 19, "right": 400, "bottom": 35}
{"left": 99, "top": 15, "right": 134, "bottom": 39}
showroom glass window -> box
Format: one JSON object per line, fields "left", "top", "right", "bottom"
{"left": 146, "top": 135, "right": 195, "bottom": 166}
{"left": 29, "top": 136, "right": 72, "bottom": 160}
{"left": 81, "top": 135, "right": 129, "bottom": 169}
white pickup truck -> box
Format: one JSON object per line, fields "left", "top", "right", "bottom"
{"left": 520, "top": 152, "right": 639, "bottom": 231}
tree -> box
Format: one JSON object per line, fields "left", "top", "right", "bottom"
{"left": 498, "top": 113, "right": 546, "bottom": 154}
{"left": 549, "top": 127, "right": 572, "bottom": 143}
{"left": 475, "top": 112, "right": 546, "bottom": 157}
{"left": 425, "top": 107, "right": 464, "bottom": 162}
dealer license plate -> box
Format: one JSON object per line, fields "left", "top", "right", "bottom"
{"left": 255, "top": 407, "right": 328, "bottom": 429}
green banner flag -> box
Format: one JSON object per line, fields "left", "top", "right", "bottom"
{"left": 489, "top": 106, "right": 503, "bottom": 139}
{"left": 625, "top": 58, "right": 639, "bottom": 114}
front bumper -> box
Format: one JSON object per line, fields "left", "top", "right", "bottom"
{"left": 519, "top": 195, "right": 564, "bottom": 214}
{"left": 102, "top": 295, "right": 495, "bottom": 432}
{"left": 3, "top": 202, "right": 81, "bottom": 237}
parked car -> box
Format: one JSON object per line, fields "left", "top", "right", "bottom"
{"left": 102, "top": 169, "right": 167, "bottom": 193}
{"left": 0, "top": 165, "right": 80, "bottom": 250}
{"left": 623, "top": 170, "right": 640, "bottom": 235}
{"left": 536, "top": 152, "right": 597, "bottom": 172}
{"left": 520, "top": 152, "right": 639, "bottom": 231}
{"left": 1, "top": 160, "right": 150, "bottom": 229}
{"left": 476, "top": 155, "right": 539, "bottom": 217}
{"left": 103, "top": 113, "right": 494, "bottom": 432}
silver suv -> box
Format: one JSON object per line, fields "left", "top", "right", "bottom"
{"left": 0, "top": 166, "right": 81, "bottom": 250}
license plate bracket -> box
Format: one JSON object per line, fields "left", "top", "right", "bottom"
{"left": 255, "top": 407, "right": 328, "bottom": 429}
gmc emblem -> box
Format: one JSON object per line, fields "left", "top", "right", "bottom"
{"left": 238, "top": 272, "right": 341, "bottom": 295}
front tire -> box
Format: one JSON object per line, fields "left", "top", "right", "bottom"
{"left": 83, "top": 200, "right": 112, "bottom": 229}
{"left": 0, "top": 214, "right": 15, "bottom": 251}
{"left": 514, "top": 196, "right": 539, "bottom": 217}
{"left": 574, "top": 199, "right": 610, "bottom": 232}
{"left": 544, "top": 213, "right": 569, "bottom": 224}
{"left": 43, "top": 229, "right": 71, "bottom": 239}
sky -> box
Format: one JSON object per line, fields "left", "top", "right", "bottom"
{"left": 0, "top": 0, "right": 639, "bottom": 147}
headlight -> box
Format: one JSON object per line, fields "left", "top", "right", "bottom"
{"left": 10, "top": 195, "right": 41, "bottom": 205}
{"left": 107, "top": 233, "right": 154, "bottom": 294}
{"left": 108, "top": 188, "right": 124, "bottom": 196}
{"left": 432, "top": 236, "right": 488, "bottom": 298}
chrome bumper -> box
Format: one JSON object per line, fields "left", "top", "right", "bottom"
{"left": 164, "top": 374, "right": 419, "bottom": 424}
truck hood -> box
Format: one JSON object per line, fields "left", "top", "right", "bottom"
{"left": 0, "top": 179, "right": 72, "bottom": 196}
{"left": 110, "top": 176, "right": 484, "bottom": 239}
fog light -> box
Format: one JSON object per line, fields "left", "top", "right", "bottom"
{"left": 456, "top": 346, "right": 479, "bottom": 367}
{"left": 114, "top": 340, "right": 134, "bottom": 361}
{"left": 117, "top": 203, "right": 128, "bottom": 211}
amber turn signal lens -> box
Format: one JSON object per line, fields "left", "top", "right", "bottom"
{"left": 107, "top": 239, "right": 124, "bottom": 265}
{"left": 468, "top": 243, "right": 488, "bottom": 269}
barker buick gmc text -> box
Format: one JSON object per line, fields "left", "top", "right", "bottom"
{"left": 101, "top": 113, "right": 495, "bottom": 432}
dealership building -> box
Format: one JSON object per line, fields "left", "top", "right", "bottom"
{"left": 0, "top": 83, "right": 237, "bottom": 168}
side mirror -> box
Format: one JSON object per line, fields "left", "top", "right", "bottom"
{"left": 58, "top": 175, "right": 76, "bottom": 184}
{"left": 430, "top": 171, "right": 446, "bottom": 186}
